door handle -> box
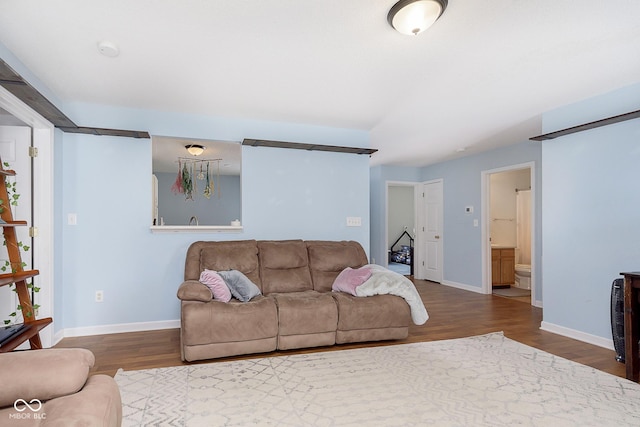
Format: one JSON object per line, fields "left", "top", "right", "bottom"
{"left": 435, "top": 235, "right": 440, "bottom": 239}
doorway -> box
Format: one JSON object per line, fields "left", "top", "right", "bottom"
{"left": 0, "top": 86, "right": 55, "bottom": 346}
{"left": 0, "top": 125, "right": 33, "bottom": 331}
{"left": 481, "top": 163, "right": 535, "bottom": 305}
{"left": 386, "top": 182, "right": 416, "bottom": 276}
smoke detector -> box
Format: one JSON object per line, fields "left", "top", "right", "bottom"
{"left": 97, "top": 41, "right": 120, "bottom": 58}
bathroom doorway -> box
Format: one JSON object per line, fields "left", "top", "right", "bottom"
{"left": 481, "top": 163, "right": 535, "bottom": 306}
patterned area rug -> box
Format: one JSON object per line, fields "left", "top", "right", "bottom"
{"left": 114, "top": 332, "right": 640, "bottom": 426}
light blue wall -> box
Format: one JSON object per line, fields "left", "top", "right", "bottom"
{"left": 370, "top": 142, "right": 542, "bottom": 300}
{"left": 420, "top": 142, "right": 542, "bottom": 296}
{"left": 541, "top": 82, "right": 640, "bottom": 341}
{"left": 55, "top": 107, "right": 371, "bottom": 330}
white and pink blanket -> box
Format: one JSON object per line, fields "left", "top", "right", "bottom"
{"left": 333, "top": 264, "right": 429, "bottom": 325}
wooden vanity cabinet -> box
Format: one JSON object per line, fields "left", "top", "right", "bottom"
{"left": 492, "top": 247, "right": 515, "bottom": 288}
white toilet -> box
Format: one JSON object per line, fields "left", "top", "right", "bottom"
{"left": 514, "top": 264, "right": 531, "bottom": 290}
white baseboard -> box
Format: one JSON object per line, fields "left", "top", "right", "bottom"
{"left": 53, "top": 329, "right": 65, "bottom": 346}
{"left": 61, "top": 319, "right": 180, "bottom": 339}
{"left": 540, "top": 321, "right": 614, "bottom": 350}
{"left": 440, "top": 280, "right": 485, "bottom": 294}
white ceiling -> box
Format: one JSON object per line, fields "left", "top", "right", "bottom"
{"left": 0, "top": 0, "right": 638, "bottom": 168}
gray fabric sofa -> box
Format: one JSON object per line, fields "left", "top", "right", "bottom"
{"left": 177, "top": 239, "right": 411, "bottom": 362}
{"left": 0, "top": 348, "right": 122, "bottom": 426}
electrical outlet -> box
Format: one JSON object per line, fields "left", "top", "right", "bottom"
{"left": 95, "top": 290, "right": 104, "bottom": 303}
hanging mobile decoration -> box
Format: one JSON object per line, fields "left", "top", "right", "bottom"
{"left": 172, "top": 157, "right": 223, "bottom": 202}
{"left": 191, "top": 161, "right": 197, "bottom": 197}
{"left": 182, "top": 161, "right": 193, "bottom": 200}
{"left": 203, "top": 161, "right": 212, "bottom": 199}
{"left": 171, "top": 159, "right": 184, "bottom": 194}
{"left": 217, "top": 159, "right": 221, "bottom": 199}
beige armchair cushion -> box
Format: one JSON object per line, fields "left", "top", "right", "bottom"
{"left": 36, "top": 374, "right": 122, "bottom": 427}
{"left": 0, "top": 348, "right": 94, "bottom": 408}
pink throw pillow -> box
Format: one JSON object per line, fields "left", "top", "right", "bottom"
{"left": 199, "top": 269, "right": 232, "bottom": 302}
{"left": 332, "top": 267, "right": 372, "bottom": 296}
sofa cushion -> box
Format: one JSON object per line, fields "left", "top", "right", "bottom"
{"left": 184, "top": 240, "right": 261, "bottom": 289}
{"left": 273, "top": 291, "right": 338, "bottom": 350}
{"left": 181, "top": 297, "right": 278, "bottom": 347}
{"left": 332, "top": 292, "right": 411, "bottom": 330}
{"left": 218, "top": 270, "right": 262, "bottom": 302}
{"left": 199, "top": 270, "right": 232, "bottom": 302}
{"left": 258, "top": 240, "right": 313, "bottom": 294}
{"left": 273, "top": 291, "right": 338, "bottom": 336}
{"left": 307, "top": 241, "right": 369, "bottom": 292}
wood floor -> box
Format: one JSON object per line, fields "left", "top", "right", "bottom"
{"left": 55, "top": 279, "right": 626, "bottom": 379}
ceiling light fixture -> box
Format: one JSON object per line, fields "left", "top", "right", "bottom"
{"left": 387, "top": 0, "right": 448, "bottom": 36}
{"left": 185, "top": 144, "right": 205, "bottom": 156}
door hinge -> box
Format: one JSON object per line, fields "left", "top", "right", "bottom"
{"left": 29, "top": 227, "right": 38, "bottom": 237}
{"left": 28, "top": 146, "right": 38, "bottom": 158}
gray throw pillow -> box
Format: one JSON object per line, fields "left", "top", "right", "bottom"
{"left": 218, "top": 270, "right": 262, "bottom": 302}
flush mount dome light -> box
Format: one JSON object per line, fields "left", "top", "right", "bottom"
{"left": 185, "top": 144, "right": 205, "bottom": 156}
{"left": 387, "top": 0, "right": 448, "bottom": 36}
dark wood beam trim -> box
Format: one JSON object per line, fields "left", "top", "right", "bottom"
{"left": 0, "top": 78, "right": 76, "bottom": 128}
{"left": 58, "top": 126, "right": 150, "bottom": 139}
{"left": 530, "top": 109, "right": 640, "bottom": 141}
{"left": 0, "top": 58, "right": 149, "bottom": 139}
{"left": 242, "top": 138, "right": 377, "bottom": 155}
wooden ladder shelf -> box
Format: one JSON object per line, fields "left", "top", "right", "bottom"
{"left": 0, "top": 164, "right": 51, "bottom": 352}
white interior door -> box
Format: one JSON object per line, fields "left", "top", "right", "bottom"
{"left": 418, "top": 179, "right": 443, "bottom": 282}
{"left": 0, "top": 125, "right": 32, "bottom": 327}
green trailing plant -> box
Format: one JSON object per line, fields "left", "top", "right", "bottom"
{"left": 1, "top": 161, "right": 38, "bottom": 325}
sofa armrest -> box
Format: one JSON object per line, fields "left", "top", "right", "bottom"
{"left": 0, "top": 348, "right": 94, "bottom": 408}
{"left": 177, "top": 280, "right": 213, "bottom": 302}
{"left": 30, "top": 374, "right": 121, "bottom": 427}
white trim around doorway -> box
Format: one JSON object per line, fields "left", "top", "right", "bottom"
{"left": 0, "top": 85, "right": 55, "bottom": 347}
{"left": 481, "top": 162, "right": 540, "bottom": 307}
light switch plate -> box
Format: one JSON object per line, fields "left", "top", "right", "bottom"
{"left": 346, "top": 217, "right": 362, "bottom": 227}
